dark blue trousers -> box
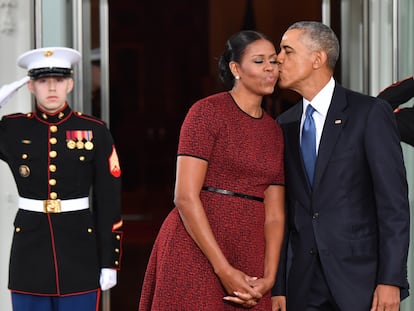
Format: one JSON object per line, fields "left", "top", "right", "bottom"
{"left": 305, "top": 257, "right": 341, "bottom": 311}
{"left": 11, "top": 291, "right": 100, "bottom": 311}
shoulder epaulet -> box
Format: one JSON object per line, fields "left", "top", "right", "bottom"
{"left": 73, "top": 111, "right": 105, "bottom": 125}
{"left": 3, "top": 112, "right": 33, "bottom": 119}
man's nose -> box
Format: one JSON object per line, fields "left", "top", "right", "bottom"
{"left": 48, "top": 80, "right": 56, "bottom": 90}
{"left": 276, "top": 54, "right": 283, "bottom": 64}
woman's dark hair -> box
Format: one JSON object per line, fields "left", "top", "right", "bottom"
{"left": 218, "top": 30, "right": 269, "bottom": 86}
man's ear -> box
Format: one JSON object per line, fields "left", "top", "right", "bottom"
{"left": 312, "top": 50, "right": 328, "bottom": 69}
{"left": 27, "top": 80, "right": 35, "bottom": 94}
{"left": 67, "top": 78, "right": 74, "bottom": 93}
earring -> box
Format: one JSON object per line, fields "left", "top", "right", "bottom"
{"left": 235, "top": 76, "right": 240, "bottom": 80}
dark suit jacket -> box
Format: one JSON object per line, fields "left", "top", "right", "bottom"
{"left": 273, "top": 83, "right": 410, "bottom": 311}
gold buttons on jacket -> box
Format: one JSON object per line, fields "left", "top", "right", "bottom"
{"left": 115, "top": 261, "right": 119, "bottom": 266}
{"left": 50, "top": 137, "right": 57, "bottom": 144}
{"left": 19, "top": 165, "right": 30, "bottom": 177}
{"left": 79, "top": 156, "right": 85, "bottom": 161}
{"left": 15, "top": 227, "right": 21, "bottom": 233}
{"left": 21, "top": 154, "right": 28, "bottom": 159}
{"left": 50, "top": 151, "right": 57, "bottom": 158}
{"left": 88, "top": 228, "right": 93, "bottom": 233}
{"left": 49, "top": 179, "right": 57, "bottom": 186}
{"left": 50, "top": 192, "right": 57, "bottom": 200}
{"left": 116, "top": 235, "right": 121, "bottom": 240}
{"left": 115, "top": 248, "right": 120, "bottom": 253}
{"left": 49, "top": 164, "right": 57, "bottom": 172}
{"left": 50, "top": 125, "right": 58, "bottom": 133}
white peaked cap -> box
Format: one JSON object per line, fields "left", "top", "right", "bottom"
{"left": 0, "top": 47, "right": 81, "bottom": 108}
{"left": 17, "top": 47, "right": 81, "bottom": 71}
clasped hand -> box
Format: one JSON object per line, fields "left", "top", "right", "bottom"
{"left": 220, "top": 265, "right": 269, "bottom": 308}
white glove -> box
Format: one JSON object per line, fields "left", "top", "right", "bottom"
{"left": 99, "top": 268, "right": 117, "bottom": 291}
{"left": 0, "top": 76, "right": 30, "bottom": 108}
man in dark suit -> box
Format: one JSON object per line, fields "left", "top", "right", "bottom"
{"left": 377, "top": 76, "right": 414, "bottom": 146}
{"left": 271, "top": 21, "right": 410, "bottom": 311}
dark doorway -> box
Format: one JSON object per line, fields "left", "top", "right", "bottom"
{"left": 107, "top": 1, "right": 209, "bottom": 309}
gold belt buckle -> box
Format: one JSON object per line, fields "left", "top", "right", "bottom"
{"left": 43, "top": 199, "right": 61, "bottom": 213}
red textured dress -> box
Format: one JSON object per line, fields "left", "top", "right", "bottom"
{"left": 139, "top": 92, "right": 284, "bottom": 310}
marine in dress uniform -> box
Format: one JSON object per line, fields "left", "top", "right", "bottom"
{"left": 0, "top": 47, "right": 123, "bottom": 311}
{"left": 378, "top": 75, "right": 414, "bottom": 146}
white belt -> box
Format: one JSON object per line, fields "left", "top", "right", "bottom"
{"left": 18, "top": 197, "right": 89, "bottom": 213}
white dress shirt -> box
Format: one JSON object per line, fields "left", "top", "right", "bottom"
{"left": 300, "top": 77, "right": 335, "bottom": 155}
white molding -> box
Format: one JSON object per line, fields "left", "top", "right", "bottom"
{"left": 0, "top": 0, "right": 17, "bottom": 35}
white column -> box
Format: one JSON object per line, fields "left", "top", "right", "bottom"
{"left": 0, "top": 1, "right": 32, "bottom": 310}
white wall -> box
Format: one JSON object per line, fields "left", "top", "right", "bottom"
{"left": 0, "top": 1, "right": 32, "bottom": 310}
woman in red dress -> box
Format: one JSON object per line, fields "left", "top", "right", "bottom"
{"left": 139, "top": 30, "right": 285, "bottom": 310}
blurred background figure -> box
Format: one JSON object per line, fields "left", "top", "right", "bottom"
{"left": 378, "top": 76, "right": 414, "bottom": 147}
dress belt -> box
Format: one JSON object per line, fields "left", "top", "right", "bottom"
{"left": 18, "top": 197, "right": 89, "bottom": 213}
{"left": 202, "top": 186, "right": 264, "bottom": 202}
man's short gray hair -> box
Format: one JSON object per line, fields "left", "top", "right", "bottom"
{"left": 288, "top": 21, "right": 340, "bottom": 71}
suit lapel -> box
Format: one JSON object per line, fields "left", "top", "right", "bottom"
{"left": 284, "top": 102, "right": 313, "bottom": 193}
{"left": 313, "top": 85, "right": 348, "bottom": 188}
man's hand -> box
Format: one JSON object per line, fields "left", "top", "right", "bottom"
{"left": 271, "top": 295, "right": 286, "bottom": 311}
{"left": 370, "top": 284, "right": 400, "bottom": 311}
{"left": 100, "top": 268, "right": 117, "bottom": 291}
{"left": 0, "top": 76, "right": 30, "bottom": 108}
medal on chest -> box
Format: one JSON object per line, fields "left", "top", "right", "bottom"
{"left": 66, "top": 130, "right": 94, "bottom": 150}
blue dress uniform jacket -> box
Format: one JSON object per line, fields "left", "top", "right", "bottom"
{"left": 377, "top": 76, "right": 414, "bottom": 147}
{"left": 0, "top": 103, "right": 122, "bottom": 296}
